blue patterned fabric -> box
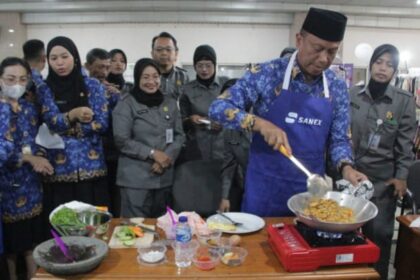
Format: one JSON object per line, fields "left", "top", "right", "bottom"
{"left": 105, "top": 89, "right": 120, "bottom": 112}
{"left": 0, "top": 101, "right": 14, "bottom": 166}
{"left": 0, "top": 98, "right": 43, "bottom": 223}
{"left": 209, "top": 57, "right": 353, "bottom": 168}
{"left": 32, "top": 69, "right": 109, "bottom": 182}
{"left": 0, "top": 101, "right": 14, "bottom": 255}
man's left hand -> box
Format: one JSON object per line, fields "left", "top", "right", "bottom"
{"left": 342, "top": 165, "right": 368, "bottom": 186}
{"left": 386, "top": 178, "right": 407, "bottom": 198}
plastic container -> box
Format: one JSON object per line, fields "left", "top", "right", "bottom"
{"left": 137, "top": 243, "right": 167, "bottom": 265}
{"left": 220, "top": 246, "right": 248, "bottom": 267}
{"left": 192, "top": 246, "right": 220, "bottom": 270}
{"left": 172, "top": 240, "right": 199, "bottom": 268}
{"left": 196, "top": 229, "right": 222, "bottom": 246}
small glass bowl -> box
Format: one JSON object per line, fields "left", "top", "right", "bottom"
{"left": 137, "top": 243, "right": 167, "bottom": 265}
{"left": 196, "top": 229, "right": 222, "bottom": 246}
{"left": 220, "top": 246, "right": 248, "bottom": 267}
{"left": 207, "top": 237, "right": 232, "bottom": 255}
{"left": 192, "top": 246, "right": 220, "bottom": 270}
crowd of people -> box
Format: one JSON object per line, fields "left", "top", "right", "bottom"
{"left": 0, "top": 7, "right": 417, "bottom": 280}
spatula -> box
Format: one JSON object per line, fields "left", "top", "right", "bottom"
{"left": 51, "top": 229, "right": 75, "bottom": 262}
{"left": 279, "top": 145, "right": 330, "bottom": 197}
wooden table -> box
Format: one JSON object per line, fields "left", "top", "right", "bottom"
{"left": 395, "top": 215, "right": 420, "bottom": 280}
{"left": 34, "top": 217, "right": 379, "bottom": 279}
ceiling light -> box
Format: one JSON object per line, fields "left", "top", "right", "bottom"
{"left": 9, "top": 43, "right": 14, "bottom": 47}
{"left": 8, "top": 29, "right": 14, "bottom": 33}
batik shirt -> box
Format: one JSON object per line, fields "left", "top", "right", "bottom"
{"left": 32, "top": 70, "right": 109, "bottom": 182}
{"left": 0, "top": 101, "right": 14, "bottom": 166}
{"left": 209, "top": 57, "right": 353, "bottom": 168}
{"left": 0, "top": 98, "right": 44, "bottom": 223}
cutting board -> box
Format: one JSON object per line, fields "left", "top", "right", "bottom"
{"left": 108, "top": 224, "right": 155, "bottom": 249}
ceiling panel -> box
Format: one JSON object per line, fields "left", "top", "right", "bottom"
{"left": 0, "top": 0, "right": 419, "bottom": 10}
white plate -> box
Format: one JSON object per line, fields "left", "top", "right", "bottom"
{"left": 206, "top": 212, "right": 265, "bottom": 234}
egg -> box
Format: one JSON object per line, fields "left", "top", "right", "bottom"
{"left": 229, "top": 235, "right": 241, "bottom": 246}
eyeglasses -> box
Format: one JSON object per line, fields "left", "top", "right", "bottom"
{"left": 153, "top": 47, "right": 176, "bottom": 53}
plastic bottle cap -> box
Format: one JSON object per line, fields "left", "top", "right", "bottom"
{"left": 178, "top": 216, "right": 188, "bottom": 223}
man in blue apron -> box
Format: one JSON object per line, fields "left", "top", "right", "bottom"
{"left": 209, "top": 7, "right": 367, "bottom": 217}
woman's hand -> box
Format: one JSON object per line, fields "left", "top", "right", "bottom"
{"left": 23, "top": 154, "right": 54, "bottom": 175}
{"left": 152, "top": 150, "right": 172, "bottom": 169}
{"left": 219, "top": 199, "right": 230, "bottom": 212}
{"left": 68, "top": 107, "right": 94, "bottom": 123}
{"left": 189, "top": 114, "right": 206, "bottom": 125}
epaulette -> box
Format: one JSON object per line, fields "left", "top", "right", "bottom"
{"left": 175, "top": 66, "right": 188, "bottom": 73}
{"left": 395, "top": 87, "right": 413, "bottom": 97}
{"left": 120, "top": 92, "right": 130, "bottom": 100}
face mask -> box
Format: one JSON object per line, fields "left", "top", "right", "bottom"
{"left": 1, "top": 82, "right": 26, "bottom": 100}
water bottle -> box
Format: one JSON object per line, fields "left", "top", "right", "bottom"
{"left": 174, "top": 216, "right": 192, "bottom": 267}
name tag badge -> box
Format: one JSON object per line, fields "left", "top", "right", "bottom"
{"left": 368, "top": 133, "right": 381, "bottom": 150}
{"left": 166, "top": 129, "right": 173, "bottom": 144}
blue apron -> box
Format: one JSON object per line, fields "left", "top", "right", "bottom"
{"left": 242, "top": 51, "right": 334, "bottom": 217}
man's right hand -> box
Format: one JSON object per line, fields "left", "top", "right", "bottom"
{"left": 253, "top": 117, "right": 292, "bottom": 154}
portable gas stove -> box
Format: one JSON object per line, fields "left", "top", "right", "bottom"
{"left": 267, "top": 222, "right": 380, "bottom": 272}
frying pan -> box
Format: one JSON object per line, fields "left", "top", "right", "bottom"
{"left": 287, "top": 191, "right": 378, "bottom": 232}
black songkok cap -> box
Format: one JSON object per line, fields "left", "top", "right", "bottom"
{"left": 302, "top": 7, "right": 347, "bottom": 42}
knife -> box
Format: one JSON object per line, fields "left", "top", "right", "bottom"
{"left": 120, "top": 220, "right": 158, "bottom": 234}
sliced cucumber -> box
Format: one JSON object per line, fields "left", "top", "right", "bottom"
{"left": 123, "top": 239, "right": 136, "bottom": 246}
{"left": 118, "top": 235, "right": 133, "bottom": 241}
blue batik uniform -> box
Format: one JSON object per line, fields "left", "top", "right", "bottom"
{"left": 209, "top": 52, "right": 353, "bottom": 216}
{"left": 0, "top": 101, "right": 14, "bottom": 255}
{"left": 32, "top": 70, "right": 109, "bottom": 183}
{"left": 0, "top": 98, "right": 44, "bottom": 223}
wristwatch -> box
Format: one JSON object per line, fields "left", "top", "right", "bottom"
{"left": 22, "top": 145, "right": 32, "bottom": 155}
{"left": 149, "top": 149, "right": 155, "bottom": 159}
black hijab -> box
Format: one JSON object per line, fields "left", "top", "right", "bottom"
{"left": 194, "top": 44, "right": 217, "bottom": 88}
{"left": 107, "top": 49, "right": 127, "bottom": 90}
{"left": 131, "top": 58, "right": 164, "bottom": 107}
{"left": 368, "top": 44, "right": 399, "bottom": 100}
{"left": 46, "top": 36, "right": 88, "bottom": 112}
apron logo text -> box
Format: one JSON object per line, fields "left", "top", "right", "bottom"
{"left": 285, "top": 112, "right": 322, "bottom": 126}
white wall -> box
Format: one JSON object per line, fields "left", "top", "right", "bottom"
{"left": 343, "top": 26, "right": 420, "bottom": 69}
{"left": 27, "top": 23, "right": 290, "bottom": 66}
{"left": 0, "top": 13, "right": 26, "bottom": 59}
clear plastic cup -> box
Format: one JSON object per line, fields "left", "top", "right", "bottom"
{"left": 171, "top": 240, "right": 199, "bottom": 268}
{"left": 196, "top": 229, "right": 222, "bottom": 246}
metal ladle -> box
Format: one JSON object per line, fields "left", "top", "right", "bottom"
{"left": 279, "top": 145, "right": 330, "bottom": 197}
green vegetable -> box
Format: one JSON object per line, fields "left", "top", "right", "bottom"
{"left": 123, "top": 239, "right": 136, "bottom": 246}
{"left": 116, "top": 226, "right": 136, "bottom": 246}
{"left": 51, "top": 207, "right": 85, "bottom": 227}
